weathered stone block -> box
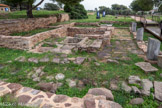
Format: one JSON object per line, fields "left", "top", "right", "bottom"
{"left": 147, "top": 38, "right": 161, "bottom": 60}
{"left": 136, "top": 28, "right": 144, "bottom": 41}
{"left": 132, "top": 22, "right": 137, "bottom": 32}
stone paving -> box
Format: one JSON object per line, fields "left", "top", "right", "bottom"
{"left": 97, "top": 28, "right": 144, "bottom": 60}
{"left": 0, "top": 81, "right": 122, "bottom": 108}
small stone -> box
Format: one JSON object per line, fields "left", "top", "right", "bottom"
{"left": 160, "top": 73, "right": 162, "bottom": 78}
{"left": 37, "top": 83, "right": 58, "bottom": 93}
{"left": 74, "top": 57, "right": 85, "bottom": 65}
{"left": 0, "top": 64, "right": 4, "bottom": 69}
{"left": 121, "top": 81, "right": 132, "bottom": 93}
{"left": 87, "top": 88, "right": 114, "bottom": 101}
{"left": 53, "top": 95, "right": 68, "bottom": 103}
{"left": 33, "top": 77, "right": 40, "bottom": 82}
{"left": 18, "top": 95, "right": 32, "bottom": 104}
{"left": 84, "top": 98, "right": 96, "bottom": 108}
{"left": 42, "top": 104, "right": 53, "bottom": 108}
{"left": 154, "top": 81, "right": 162, "bottom": 101}
{"left": 66, "top": 79, "right": 76, "bottom": 88}
{"left": 7, "top": 83, "right": 22, "bottom": 93}
{"left": 52, "top": 58, "right": 60, "bottom": 64}
{"left": 55, "top": 73, "right": 65, "bottom": 80}
{"left": 130, "top": 98, "right": 144, "bottom": 105}
{"left": 141, "top": 79, "right": 153, "bottom": 96}
{"left": 132, "top": 86, "right": 141, "bottom": 94}
{"left": 64, "top": 103, "right": 72, "bottom": 107}
{"left": 61, "top": 54, "right": 67, "bottom": 58}
{"left": 128, "top": 76, "right": 141, "bottom": 85}
{"left": 68, "top": 58, "right": 76, "bottom": 61}
{"left": 28, "top": 58, "right": 38, "bottom": 63}
{"left": 39, "top": 57, "right": 50, "bottom": 62}
{"left": 95, "top": 62, "right": 100, "bottom": 66}
{"left": 135, "top": 62, "right": 158, "bottom": 73}
{"left": 63, "top": 58, "right": 69, "bottom": 64}
{"left": 98, "top": 100, "right": 122, "bottom": 108}
{"left": 31, "top": 90, "right": 40, "bottom": 95}
{"left": 15, "top": 56, "right": 26, "bottom": 62}
{"left": 78, "top": 80, "right": 84, "bottom": 88}
{"left": 46, "top": 76, "right": 54, "bottom": 80}
{"left": 107, "top": 59, "right": 119, "bottom": 64}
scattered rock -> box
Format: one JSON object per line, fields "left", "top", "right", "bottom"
{"left": 74, "top": 57, "right": 86, "bottom": 65}
{"left": 98, "top": 100, "right": 122, "bottom": 108}
{"left": 110, "top": 80, "right": 119, "bottom": 91}
{"left": 66, "top": 79, "right": 76, "bottom": 88}
{"left": 154, "top": 81, "right": 162, "bottom": 102}
{"left": 0, "top": 64, "right": 4, "bottom": 69}
{"left": 37, "top": 83, "right": 58, "bottom": 93}
{"left": 87, "top": 88, "right": 114, "bottom": 101}
{"left": 39, "top": 57, "right": 50, "bottom": 62}
{"left": 68, "top": 58, "right": 76, "bottom": 61}
{"left": 128, "top": 76, "right": 141, "bottom": 85}
{"left": 62, "top": 58, "right": 69, "bottom": 64}
{"left": 135, "top": 62, "right": 158, "bottom": 73}
{"left": 141, "top": 79, "right": 153, "bottom": 96}
{"left": 130, "top": 98, "right": 144, "bottom": 105}
{"left": 121, "top": 81, "right": 132, "bottom": 93}
{"left": 160, "top": 73, "right": 162, "bottom": 78}
{"left": 52, "top": 58, "right": 60, "bottom": 64}
{"left": 60, "top": 54, "right": 67, "bottom": 58}
{"left": 55, "top": 73, "right": 65, "bottom": 80}
{"left": 95, "top": 62, "right": 100, "bottom": 66}
{"left": 158, "top": 55, "right": 162, "bottom": 68}
{"left": 33, "top": 77, "right": 40, "bottom": 82}
{"left": 15, "top": 56, "right": 26, "bottom": 62}
{"left": 132, "top": 86, "right": 141, "bottom": 94}
{"left": 28, "top": 58, "right": 39, "bottom": 64}
{"left": 107, "top": 59, "right": 119, "bottom": 64}
{"left": 78, "top": 80, "right": 84, "bottom": 88}
{"left": 46, "top": 76, "right": 54, "bottom": 80}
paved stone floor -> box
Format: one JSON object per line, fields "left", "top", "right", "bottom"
{"left": 98, "top": 28, "right": 144, "bottom": 60}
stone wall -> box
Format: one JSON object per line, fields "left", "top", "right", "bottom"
{"left": 75, "top": 22, "right": 100, "bottom": 27}
{"left": 0, "top": 23, "right": 75, "bottom": 50}
{"left": 67, "top": 27, "right": 107, "bottom": 37}
{"left": 0, "top": 13, "right": 70, "bottom": 35}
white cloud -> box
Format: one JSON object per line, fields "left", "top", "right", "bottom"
{"left": 35, "top": 0, "right": 133, "bottom": 10}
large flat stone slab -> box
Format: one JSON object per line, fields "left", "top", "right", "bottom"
{"left": 135, "top": 62, "right": 158, "bottom": 73}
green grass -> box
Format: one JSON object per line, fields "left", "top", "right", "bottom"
{"left": 72, "top": 15, "right": 135, "bottom": 23}
{"left": 0, "top": 94, "right": 31, "bottom": 108}
{"left": 0, "top": 10, "right": 65, "bottom": 19}
{"left": 10, "top": 28, "right": 54, "bottom": 36}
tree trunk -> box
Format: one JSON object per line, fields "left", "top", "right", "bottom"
{"left": 19, "top": 3, "right": 22, "bottom": 11}
{"left": 27, "top": 3, "right": 33, "bottom": 18}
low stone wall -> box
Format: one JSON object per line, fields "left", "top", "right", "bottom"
{"left": 0, "top": 13, "right": 70, "bottom": 35}
{"left": 75, "top": 22, "right": 100, "bottom": 27}
{"left": 67, "top": 27, "right": 107, "bottom": 36}
{"left": 0, "top": 23, "right": 75, "bottom": 50}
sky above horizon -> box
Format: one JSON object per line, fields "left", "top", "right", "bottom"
{"left": 35, "top": 0, "right": 134, "bottom": 10}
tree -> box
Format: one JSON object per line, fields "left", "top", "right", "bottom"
{"left": 64, "top": 3, "right": 88, "bottom": 19}
{"left": 44, "top": 3, "right": 59, "bottom": 10}
{"left": 130, "top": 0, "right": 142, "bottom": 12}
{"left": 51, "top": 0, "right": 63, "bottom": 8}
{"left": 130, "top": 0, "right": 153, "bottom": 14}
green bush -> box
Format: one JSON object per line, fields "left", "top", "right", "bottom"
{"left": 64, "top": 4, "right": 88, "bottom": 19}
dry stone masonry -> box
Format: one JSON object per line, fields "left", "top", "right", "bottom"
{"left": 0, "top": 81, "right": 122, "bottom": 108}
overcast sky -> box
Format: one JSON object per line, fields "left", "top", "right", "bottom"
{"left": 35, "top": 0, "right": 133, "bottom": 10}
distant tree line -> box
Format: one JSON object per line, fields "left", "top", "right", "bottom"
{"left": 99, "top": 4, "right": 134, "bottom": 15}
{"left": 130, "top": 0, "right": 162, "bottom": 14}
